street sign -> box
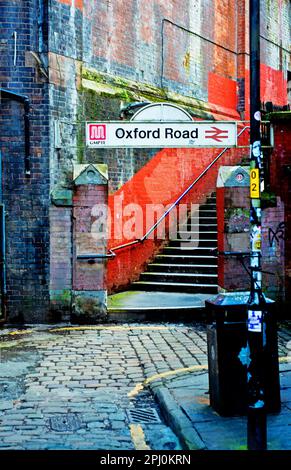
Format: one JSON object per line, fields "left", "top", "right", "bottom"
{"left": 86, "top": 121, "right": 237, "bottom": 148}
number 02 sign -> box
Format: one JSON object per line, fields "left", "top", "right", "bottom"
{"left": 250, "top": 169, "right": 260, "bottom": 198}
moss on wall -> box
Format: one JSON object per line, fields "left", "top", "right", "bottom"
{"left": 81, "top": 67, "right": 213, "bottom": 120}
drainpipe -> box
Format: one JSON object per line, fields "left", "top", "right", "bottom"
{"left": 0, "top": 88, "right": 31, "bottom": 176}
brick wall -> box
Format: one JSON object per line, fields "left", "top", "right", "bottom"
{"left": 217, "top": 184, "right": 250, "bottom": 292}
{"left": 48, "top": 0, "right": 290, "bottom": 197}
{"left": 24, "top": 1, "right": 291, "bottom": 306}
{"left": 50, "top": 206, "right": 72, "bottom": 321}
{"left": 1, "top": 1, "right": 290, "bottom": 321}
{"left": 268, "top": 113, "right": 291, "bottom": 302}
{"left": 0, "top": 0, "right": 50, "bottom": 322}
{"left": 73, "top": 184, "right": 107, "bottom": 291}
{"left": 261, "top": 198, "right": 285, "bottom": 301}
{"left": 216, "top": 170, "right": 286, "bottom": 300}
{"left": 72, "top": 177, "right": 108, "bottom": 323}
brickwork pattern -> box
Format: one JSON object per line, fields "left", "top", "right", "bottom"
{"left": 0, "top": 0, "right": 50, "bottom": 322}
{"left": 73, "top": 184, "right": 107, "bottom": 291}
{"left": 1, "top": 0, "right": 291, "bottom": 319}
{"left": 270, "top": 119, "right": 291, "bottom": 301}
{"left": 50, "top": 207, "right": 72, "bottom": 320}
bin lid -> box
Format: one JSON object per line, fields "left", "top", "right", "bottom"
{"left": 205, "top": 292, "right": 274, "bottom": 307}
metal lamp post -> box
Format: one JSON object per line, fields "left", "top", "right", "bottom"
{"left": 247, "top": 0, "right": 267, "bottom": 450}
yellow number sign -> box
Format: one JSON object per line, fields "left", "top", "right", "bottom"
{"left": 250, "top": 169, "right": 260, "bottom": 198}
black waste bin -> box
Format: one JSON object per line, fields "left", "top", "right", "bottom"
{"left": 206, "top": 292, "right": 281, "bottom": 417}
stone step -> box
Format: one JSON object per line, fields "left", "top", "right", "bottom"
{"left": 206, "top": 197, "right": 216, "bottom": 204}
{"left": 186, "top": 224, "right": 217, "bottom": 232}
{"left": 168, "top": 238, "right": 217, "bottom": 248}
{"left": 107, "top": 290, "right": 209, "bottom": 322}
{"left": 108, "top": 307, "right": 206, "bottom": 323}
{"left": 147, "top": 263, "right": 218, "bottom": 274}
{"left": 155, "top": 254, "right": 218, "bottom": 265}
{"left": 190, "top": 217, "right": 217, "bottom": 225}
{"left": 199, "top": 208, "right": 217, "bottom": 214}
{"left": 130, "top": 281, "right": 218, "bottom": 294}
{"left": 198, "top": 203, "right": 217, "bottom": 211}
{"left": 176, "top": 231, "right": 217, "bottom": 240}
{"left": 163, "top": 246, "right": 217, "bottom": 255}
{"left": 139, "top": 272, "right": 218, "bottom": 284}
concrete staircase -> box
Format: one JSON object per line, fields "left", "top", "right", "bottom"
{"left": 130, "top": 194, "right": 218, "bottom": 295}
{"left": 107, "top": 193, "right": 218, "bottom": 321}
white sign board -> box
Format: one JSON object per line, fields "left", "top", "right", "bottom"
{"left": 86, "top": 121, "right": 237, "bottom": 148}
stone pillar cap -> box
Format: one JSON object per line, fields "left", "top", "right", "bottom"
{"left": 217, "top": 166, "right": 250, "bottom": 188}
{"left": 73, "top": 163, "right": 108, "bottom": 185}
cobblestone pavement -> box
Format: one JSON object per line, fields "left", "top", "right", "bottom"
{"left": 0, "top": 322, "right": 290, "bottom": 450}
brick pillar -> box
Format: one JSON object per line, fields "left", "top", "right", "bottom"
{"left": 72, "top": 164, "right": 108, "bottom": 323}
{"left": 50, "top": 190, "right": 73, "bottom": 322}
{"left": 217, "top": 166, "right": 250, "bottom": 292}
{"left": 264, "top": 112, "right": 291, "bottom": 302}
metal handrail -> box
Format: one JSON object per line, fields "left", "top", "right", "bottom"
{"left": 80, "top": 125, "right": 250, "bottom": 260}
{"left": 77, "top": 252, "right": 115, "bottom": 260}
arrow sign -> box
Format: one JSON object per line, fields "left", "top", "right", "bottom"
{"left": 86, "top": 121, "right": 237, "bottom": 148}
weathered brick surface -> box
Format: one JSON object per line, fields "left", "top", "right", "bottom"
{"left": 73, "top": 185, "right": 107, "bottom": 291}
{"left": 268, "top": 116, "right": 291, "bottom": 301}
{"left": 0, "top": 0, "right": 50, "bottom": 322}
{"left": 217, "top": 186, "right": 250, "bottom": 292}
{"left": 50, "top": 207, "right": 72, "bottom": 320}
{"left": 217, "top": 180, "right": 286, "bottom": 299}
{"left": 261, "top": 198, "right": 285, "bottom": 300}
{"left": 1, "top": 1, "right": 290, "bottom": 320}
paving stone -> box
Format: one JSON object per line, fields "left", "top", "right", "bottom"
{"left": 84, "top": 382, "right": 100, "bottom": 388}
{"left": 87, "top": 422, "right": 106, "bottom": 429}
{"left": 1, "top": 323, "right": 289, "bottom": 450}
{"left": 0, "top": 401, "right": 14, "bottom": 411}
{"left": 23, "top": 418, "right": 46, "bottom": 425}
{"left": 0, "top": 426, "right": 14, "bottom": 432}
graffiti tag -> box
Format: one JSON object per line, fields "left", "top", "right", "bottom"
{"left": 268, "top": 222, "right": 286, "bottom": 247}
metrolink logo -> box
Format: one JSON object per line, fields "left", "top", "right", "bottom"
{"left": 89, "top": 124, "right": 106, "bottom": 141}
{"left": 89, "top": 194, "right": 200, "bottom": 247}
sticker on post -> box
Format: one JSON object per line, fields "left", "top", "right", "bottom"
{"left": 251, "top": 225, "right": 261, "bottom": 252}
{"left": 250, "top": 169, "right": 260, "bottom": 198}
{"left": 248, "top": 310, "right": 263, "bottom": 332}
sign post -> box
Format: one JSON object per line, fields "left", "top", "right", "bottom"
{"left": 86, "top": 121, "right": 237, "bottom": 149}
{"left": 247, "top": 0, "right": 267, "bottom": 450}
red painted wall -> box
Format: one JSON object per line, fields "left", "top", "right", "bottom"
{"left": 208, "top": 73, "right": 238, "bottom": 112}
{"left": 92, "top": 0, "right": 289, "bottom": 294}
{"left": 244, "top": 65, "right": 288, "bottom": 121}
